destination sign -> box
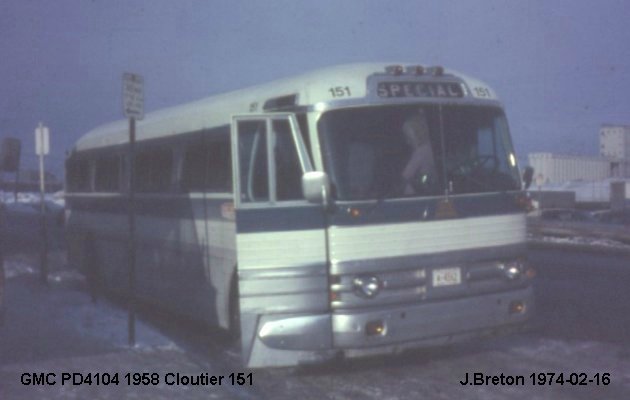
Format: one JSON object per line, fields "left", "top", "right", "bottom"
{"left": 377, "top": 81, "right": 464, "bottom": 99}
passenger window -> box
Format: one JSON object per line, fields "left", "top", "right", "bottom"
{"left": 66, "top": 158, "right": 91, "bottom": 192}
{"left": 94, "top": 156, "right": 120, "bottom": 192}
{"left": 182, "top": 133, "right": 232, "bottom": 193}
{"left": 207, "top": 136, "right": 232, "bottom": 192}
{"left": 237, "top": 120, "right": 268, "bottom": 202}
{"left": 273, "top": 120, "right": 303, "bottom": 201}
{"left": 182, "top": 144, "right": 206, "bottom": 191}
{"left": 135, "top": 148, "right": 173, "bottom": 192}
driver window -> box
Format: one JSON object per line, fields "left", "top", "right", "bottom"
{"left": 400, "top": 111, "right": 438, "bottom": 195}
{"left": 348, "top": 142, "right": 375, "bottom": 198}
{"left": 272, "top": 119, "right": 303, "bottom": 201}
{"left": 477, "top": 128, "right": 493, "bottom": 154}
{"left": 237, "top": 120, "right": 269, "bottom": 202}
{"left": 477, "top": 128, "right": 500, "bottom": 172}
{"left": 237, "top": 117, "right": 306, "bottom": 204}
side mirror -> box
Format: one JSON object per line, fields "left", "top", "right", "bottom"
{"left": 522, "top": 166, "right": 534, "bottom": 190}
{"left": 302, "top": 171, "right": 330, "bottom": 205}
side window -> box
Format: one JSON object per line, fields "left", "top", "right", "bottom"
{"left": 207, "top": 132, "right": 232, "bottom": 192}
{"left": 94, "top": 155, "right": 120, "bottom": 192}
{"left": 136, "top": 148, "right": 173, "bottom": 192}
{"left": 273, "top": 120, "right": 303, "bottom": 201}
{"left": 66, "top": 158, "right": 91, "bottom": 192}
{"left": 235, "top": 116, "right": 309, "bottom": 204}
{"left": 181, "top": 130, "right": 232, "bottom": 193}
{"left": 181, "top": 143, "right": 206, "bottom": 191}
{"left": 237, "top": 120, "right": 268, "bottom": 202}
{"left": 296, "top": 113, "right": 312, "bottom": 160}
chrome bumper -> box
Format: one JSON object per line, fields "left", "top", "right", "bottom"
{"left": 333, "top": 286, "right": 532, "bottom": 349}
{"left": 246, "top": 287, "right": 533, "bottom": 367}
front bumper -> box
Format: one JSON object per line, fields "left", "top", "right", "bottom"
{"left": 334, "top": 286, "right": 532, "bottom": 358}
{"left": 246, "top": 286, "right": 533, "bottom": 367}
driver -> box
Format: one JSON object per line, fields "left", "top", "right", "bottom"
{"left": 401, "top": 111, "right": 437, "bottom": 195}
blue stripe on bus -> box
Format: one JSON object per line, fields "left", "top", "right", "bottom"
{"left": 236, "top": 206, "right": 325, "bottom": 233}
{"left": 66, "top": 195, "right": 230, "bottom": 219}
{"left": 66, "top": 192, "right": 523, "bottom": 231}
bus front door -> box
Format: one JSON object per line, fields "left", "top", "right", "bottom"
{"left": 231, "top": 114, "right": 331, "bottom": 367}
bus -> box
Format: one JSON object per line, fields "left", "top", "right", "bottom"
{"left": 65, "top": 63, "right": 535, "bottom": 368}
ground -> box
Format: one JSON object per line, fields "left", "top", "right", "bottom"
{"left": 1, "top": 246, "right": 629, "bottom": 399}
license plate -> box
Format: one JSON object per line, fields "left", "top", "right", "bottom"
{"left": 432, "top": 267, "right": 462, "bottom": 287}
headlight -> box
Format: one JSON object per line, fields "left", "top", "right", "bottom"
{"left": 502, "top": 259, "right": 525, "bottom": 280}
{"left": 352, "top": 276, "right": 381, "bottom": 298}
{"left": 504, "top": 265, "right": 521, "bottom": 280}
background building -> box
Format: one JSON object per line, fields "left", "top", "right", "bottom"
{"left": 527, "top": 153, "right": 610, "bottom": 185}
{"left": 600, "top": 124, "right": 630, "bottom": 160}
{"left": 529, "top": 124, "right": 630, "bottom": 185}
{"left": 600, "top": 125, "right": 630, "bottom": 178}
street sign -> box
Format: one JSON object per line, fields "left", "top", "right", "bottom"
{"left": 35, "top": 123, "right": 49, "bottom": 156}
{"left": 34, "top": 122, "right": 50, "bottom": 283}
{"left": 123, "top": 72, "right": 144, "bottom": 120}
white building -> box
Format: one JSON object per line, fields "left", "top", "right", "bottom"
{"left": 600, "top": 124, "right": 630, "bottom": 178}
{"left": 600, "top": 124, "right": 630, "bottom": 160}
{"left": 528, "top": 124, "right": 630, "bottom": 185}
{"left": 527, "top": 153, "right": 611, "bottom": 185}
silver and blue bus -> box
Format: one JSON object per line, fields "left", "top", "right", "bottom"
{"left": 65, "top": 63, "right": 534, "bottom": 367}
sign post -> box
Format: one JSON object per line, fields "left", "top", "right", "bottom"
{"left": 123, "top": 72, "right": 144, "bottom": 347}
{"left": 35, "top": 123, "right": 49, "bottom": 284}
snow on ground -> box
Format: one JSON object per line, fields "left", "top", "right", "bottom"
{"left": 3, "top": 252, "right": 177, "bottom": 352}
{"left": 3, "top": 256, "right": 37, "bottom": 278}
{"left": 0, "top": 253, "right": 250, "bottom": 400}
{"left": 0, "top": 190, "right": 64, "bottom": 207}
{"left": 529, "top": 233, "right": 630, "bottom": 251}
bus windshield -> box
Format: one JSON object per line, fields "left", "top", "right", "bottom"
{"left": 318, "top": 105, "right": 521, "bottom": 201}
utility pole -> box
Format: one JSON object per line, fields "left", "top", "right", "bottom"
{"left": 123, "top": 72, "right": 144, "bottom": 347}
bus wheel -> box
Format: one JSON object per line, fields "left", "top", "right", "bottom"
{"left": 228, "top": 273, "right": 241, "bottom": 340}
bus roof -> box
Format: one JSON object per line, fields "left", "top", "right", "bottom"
{"left": 73, "top": 62, "right": 498, "bottom": 152}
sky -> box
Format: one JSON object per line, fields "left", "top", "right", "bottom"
{"left": 1, "top": 0, "right": 629, "bottom": 176}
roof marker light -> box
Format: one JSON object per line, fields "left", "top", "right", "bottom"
{"left": 385, "top": 65, "right": 404, "bottom": 76}
{"left": 314, "top": 102, "right": 327, "bottom": 112}
{"left": 430, "top": 66, "right": 444, "bottom": 76}
{"left": 406, "top": 65, "right": 425, "bottom": 75}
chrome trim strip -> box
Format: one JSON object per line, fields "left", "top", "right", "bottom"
{"left": 238, "top": 264, "right": 327, "bottom": 280}
{"left": 330, "top": 243, "right": 525, "bottom": 275}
